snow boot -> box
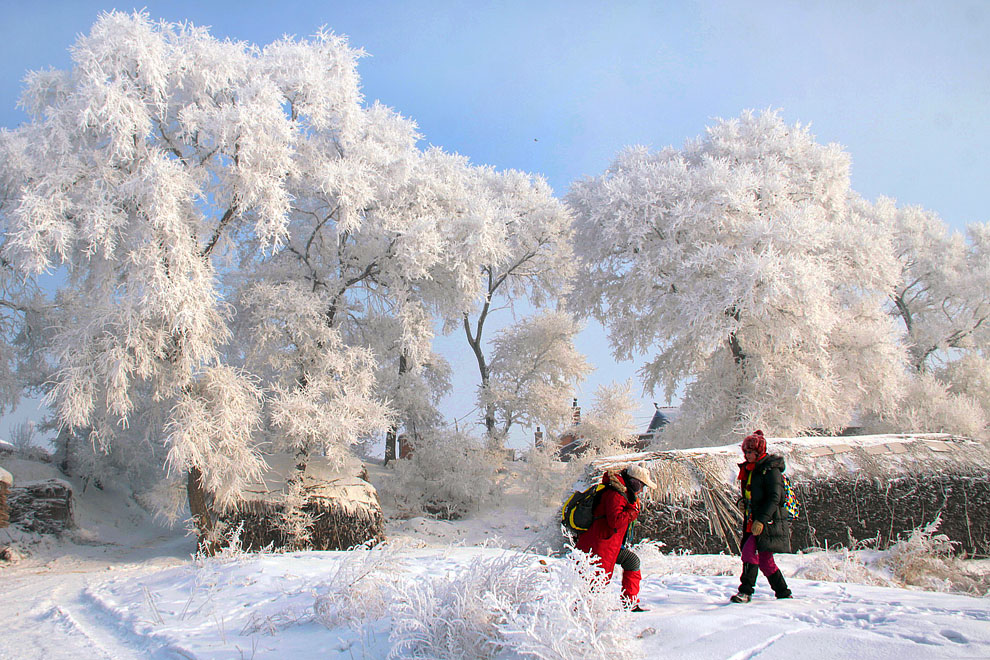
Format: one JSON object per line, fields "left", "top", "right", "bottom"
{"left": 730, "top": 562, "right": 758, "bottom": 603}
{"left": 621, "top": 569, "right": 642, "bottom": 605}
{"left": 768, "top": 569, "right": 792, "bottom": 599}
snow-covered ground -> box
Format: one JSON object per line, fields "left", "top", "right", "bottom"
{"left": 2, "top": 457, "right": 989, "bottom": 659}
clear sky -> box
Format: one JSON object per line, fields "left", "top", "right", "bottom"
{"left": 1, "top": 0, "right": 988, "bottom": 443}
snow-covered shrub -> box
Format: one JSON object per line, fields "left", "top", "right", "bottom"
{"left": 277, "top": 478, "right": 315, "bottom": 551}
{"left": 378, "top": 430, "right": 500, "bottom": 520}
{"left": 387, "top": 550, "right": 631, "bottom": 660}
{"left": 387, "top": 552, "right": 537, "bottom": 659}
{"left": 793, "top": 548, "right": 894, "bottom": 587}
{"left": 313, "top": 542, "right": 404, "bottom": 629}
{"left": 494, "top": 549, "right": 633, "bottom": 660}
{"left": 627, "top": 539, "right": 667, "bottom": 567}
{"left": 940, "top": 353, "right": 990, "bottom": 437}
{"left": 192, "top": 521, "right": 258, "bottom": 567}
{"left": 879, "top": 516, "right": 987, "bottom": 594}
{"left": 519, "top": 441, "right": 574, "bottom": 509}
{"left": 643, "top": 549, "right": 737, "bottom": 577}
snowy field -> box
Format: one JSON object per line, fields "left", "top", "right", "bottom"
{"left": 2, "top": 457, "right": 990, "bottom": 659}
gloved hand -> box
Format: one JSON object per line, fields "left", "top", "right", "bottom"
{"left": 751, "top": 520, "right": 764, "bottom": 536}
{"left": 735, "top": 496, "right": 747, "bottom": 513}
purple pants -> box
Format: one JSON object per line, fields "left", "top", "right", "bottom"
{"left": 741, "top": 534, "right": 778, "bottom": 576}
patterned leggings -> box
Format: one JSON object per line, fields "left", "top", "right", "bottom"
{"left": 616, "top": 547, "right": 641, "bottom": 572}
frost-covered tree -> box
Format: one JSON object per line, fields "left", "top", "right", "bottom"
{"left": 0, "top": 12, "right": 402, "bottom": 541}
{"left": 859, "top": 198, "right": 990, "bottom": 434}
{"left": 454, "top": 169, "right": 574, "bottom": 445}
{"left": 876, "top": 200, "right": 990, "bottom": 373}
{"left": 0, "top": 131, "right": 50, "bottom": 412}
{"left": 481, "top": 310, "right": 590, "bottom": 441}
{"left": 573, "top": 381, "right": 640, "bottom": 457}
{"left": 568, "top": 110, "right": 905, "bottom": 445}
{"left": 243, "top": 142, "right": 486, "bottom": 465}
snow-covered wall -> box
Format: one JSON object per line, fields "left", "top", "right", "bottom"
{"left": 589, "top": 434, "right": 990, "bottom": 556}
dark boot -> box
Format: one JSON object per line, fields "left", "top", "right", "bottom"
{"left": 730, "top": 563, "right": 758, "bottom": 603}
{"left": 767, "top": 570, "right": 792, "bottom": 599}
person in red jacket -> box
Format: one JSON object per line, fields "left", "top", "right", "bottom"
{"left": 575, "top": 463, "right": 656, "bottom": 611}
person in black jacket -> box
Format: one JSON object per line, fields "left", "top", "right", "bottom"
{"left": 730, "top": 430, "right": 793, "bottom": 603}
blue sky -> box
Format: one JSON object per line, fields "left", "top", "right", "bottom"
{"left": 2, "top": 1, "right": 989, "bottom": 442}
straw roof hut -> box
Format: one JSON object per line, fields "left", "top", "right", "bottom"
{"left": 6, "top": 478, "right": 74, "bottom": 534}
{"left": 0, "top": 466, "right": 11, "bottom": 528}
{"left": 220, "top": 454, "right": 385, "bottom": 552}
{"left": 589, "top": 434, "right": 990, "bottom": 557}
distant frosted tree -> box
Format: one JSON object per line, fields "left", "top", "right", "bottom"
{"left": 454, "top": 169, "right": 574, "bottom": 445}
{"left": 481, "top": 310, "right": 590, "bottom": 441}
{"left": 568, "top": 110, "right": 905, "bottom": 445}
{"left": 879, "top": 200, "right": 990, "bottom": 373}
{"left": 0, "top": 12, "right": 401, "bottom": 542}
{"left": 573, "top": 381, "right": 639, "bottom": 457}
{"left": 861, "top": 197, "right": 990, "bottom": 434}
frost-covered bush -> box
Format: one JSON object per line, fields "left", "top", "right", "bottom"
{"left": 495, "top": 550, "right": 634, "bottom": 660}
{"left": 192, "top": 522, "right": 260, "bottom": 567}
{"left": 793, "top": 548, "right": 894, "bottom": 587}
{"left": 277, "top": 479, "right": 315, "bottom": 551}
{"left": 518, "top": 440, "right": 583, "bottom": 513}
{"left": 640, "top": 547, "right": 736, "bottom": 577}
{"left": 789, "top": 519, "right": 990, "bottom": 596}
{"left": 378, "top": 430, "right": 501, "bottom": 519}
{"left": 313, "top": 542, "right": 404, "bottom": 629}
{"left": 880, "top": 517, "right": 988, "bottom": 595}
{"left": 387, "top": 553, "right": 538, "bottom": 659}
{"left": 387, "top": 550, "right": 631, "bottom": 660}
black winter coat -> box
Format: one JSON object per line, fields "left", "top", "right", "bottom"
{"left": 742, "top": 454, "right": 791, "bottom": 554}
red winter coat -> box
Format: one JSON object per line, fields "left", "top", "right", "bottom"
{"left": 575, "top": 472, "right": 640, "bottom": 577}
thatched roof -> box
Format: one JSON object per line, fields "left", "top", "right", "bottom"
{"left": 586, "top": 434, "right": 990, "bottom": 556}
{"left": 239, "top": 453, "right": 379, "bottom": 509}
{"left": 223, "top": 453, "right": 385, "bottom": 552}
{"left": 592, "top": 433, "right": 985, "bottom": 490}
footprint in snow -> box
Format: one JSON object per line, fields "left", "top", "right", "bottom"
{"left": 939, "top": 629, "right": 968, "bottom": 644}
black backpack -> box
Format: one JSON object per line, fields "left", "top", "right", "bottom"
{"left": 561, "top": 482, "right": 606, "bottom": 534}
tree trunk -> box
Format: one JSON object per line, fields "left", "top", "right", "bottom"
{"left": 187, "top": 467, "right": 217, "bottom": 555}
{"left": 464, "top": 313, "right": 499, "bottom": 447}
{"left": 726, "top": 307, "right": 750, "bottom": 426}
{"left": 384, "top": 354, "right": 409, "bottom": 465}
